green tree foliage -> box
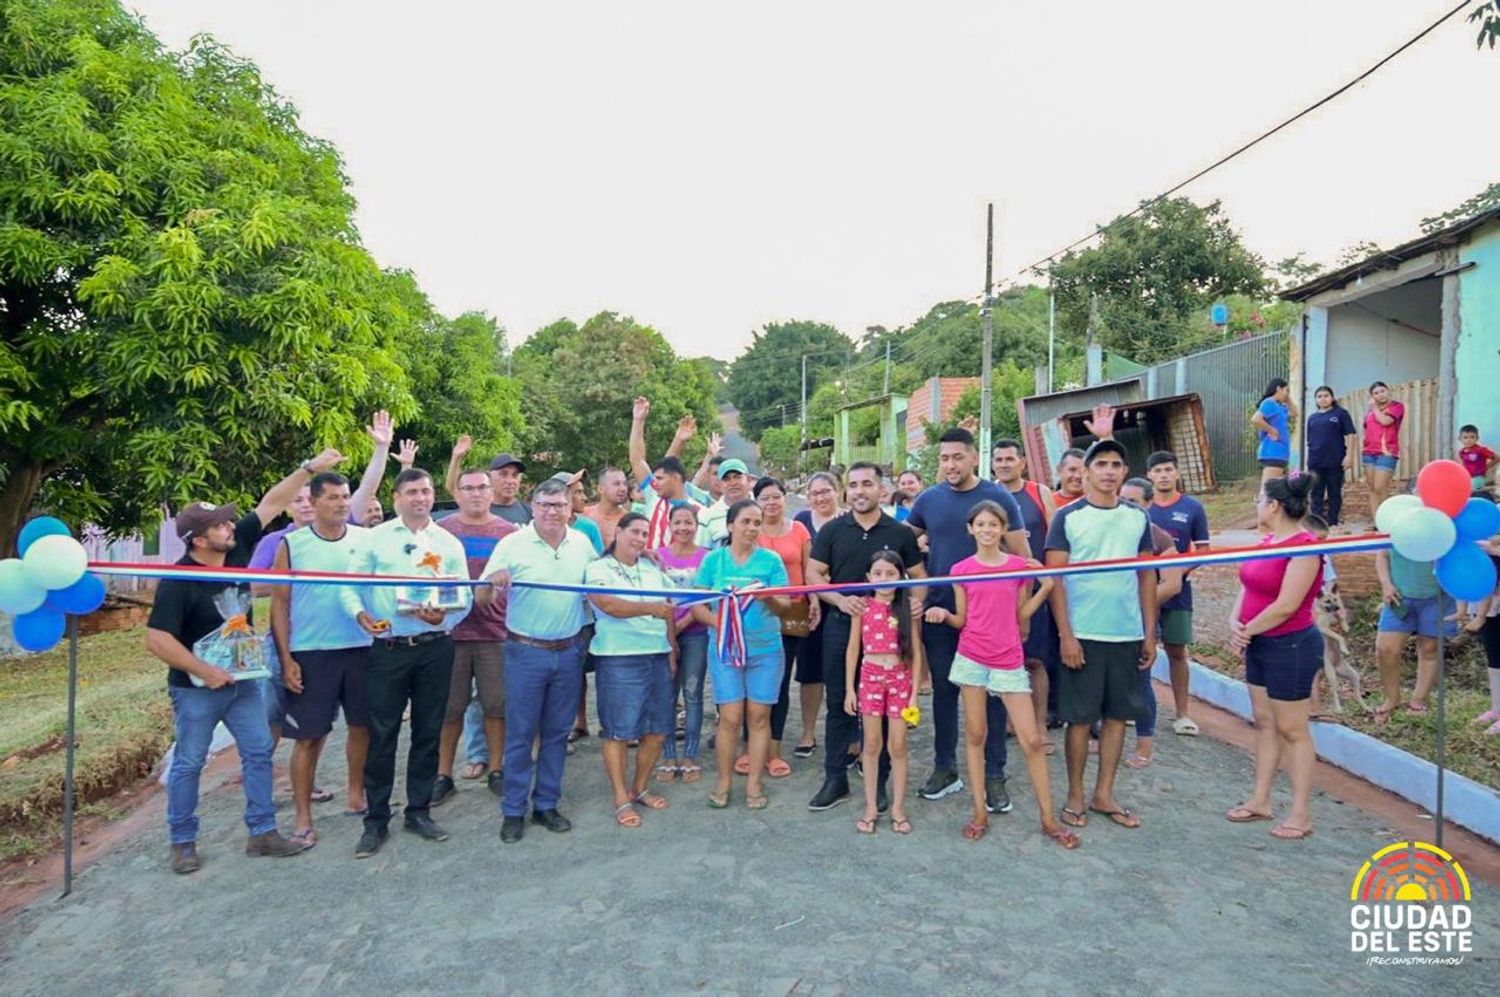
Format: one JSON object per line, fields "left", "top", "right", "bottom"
{"left": 724, "top": 320, "right": 853, "bottom": 441}
{"left": 755, "top": 424, "right": 802, "bottom": 479}
{"left": 1472, "top": 2, "right": 1499, "bottom": 49}
{"left": 513, "top": 312, "right": 718, "bottom": 479}
{"left": 0, "top": 0, "right": 422, "bottom": 551}
{"left": 1421, "top": 180, "right": 1500, "bottom": 234}
{"left": 1049, "top": 198, "right": 1267, "bottom": 364}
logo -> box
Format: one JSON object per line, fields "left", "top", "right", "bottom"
{"left": 1350, "top": 841, "right": 1473, "bottom": 966}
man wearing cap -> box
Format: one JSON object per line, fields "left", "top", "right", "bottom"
{"left": 446, "top": 434, "right": 531, "bottom": 526}
{"left": 145, "top": 447, "right": 344, "bottom": 874}
{"left": 481, "top": 477, "right": 597, "bottom": 843}
{"left": 552, "top": 469, "right": 604, "bottom": 553}
{"left": 341, "top": 468, "right": 472, "bottom": 858}
{"left": 701, "top": 458, "right": 753, "bottom": 544}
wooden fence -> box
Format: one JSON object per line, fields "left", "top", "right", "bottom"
{"left": 1334, "top": 378, "right": 1440, "bottom": 484}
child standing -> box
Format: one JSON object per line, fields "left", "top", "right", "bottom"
{"left": 1458, "top": 425, "right": 1499, "bottom": 490}
{"left": 925, "top": 500, "right": 1077, "bottom": 848}
{"left": 843, "top": 551, "right": 923, "bottom": 834}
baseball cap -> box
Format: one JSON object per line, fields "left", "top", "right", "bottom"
{"left": 1082, "top": 439, "right": 1128, "bottom": 466}
{"left": 176, "top": 501, "right": 237, "bottom": 541}
{"left": 489, "top": 453, "right": 525, "bottom": 473}
{"left": 716, "top": 458, "right": 749, "bottom": 480}
{"left": 548, "top": 469, "right": 586, "bottom": 486}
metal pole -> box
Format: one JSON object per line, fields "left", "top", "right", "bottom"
{"left": 62, "top": 616, "right": 79, "bottom": 897}
{"left": 883, "top": 339, "right": 892, "bottom": 396}
{"left": 1047, "top": 268, "right": 1056, "bottom": 393}
{"left": 1434, "top": 624, "right": 1446, "bottom": 849}
{"left": 980, "top": 203, "right": 994, "bottom": 471}
{"left": 799, "top": 354, "right": 808, "bottom": 479}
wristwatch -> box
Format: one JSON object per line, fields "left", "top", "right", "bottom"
{"left": 300, "top": 459, "right": 317, "bottom": 475}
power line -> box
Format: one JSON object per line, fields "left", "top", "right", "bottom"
{"left": 1013, "top": 0, "right": 1473, "bottom": 278}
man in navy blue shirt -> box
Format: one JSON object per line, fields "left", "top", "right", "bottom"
{"left": 1144, "top": 451, "right": 1210, "bottom": 735}
{"left": 906, "top": 428, "right": 1029, "bottom": 813}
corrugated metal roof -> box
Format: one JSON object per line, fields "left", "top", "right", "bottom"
{"left": 1019, "top": 378, "right": 1145, "bottom": 425}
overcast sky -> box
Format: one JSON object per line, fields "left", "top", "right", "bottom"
{"left": 127, "top": 1, "right": 1500, "bottom": 360}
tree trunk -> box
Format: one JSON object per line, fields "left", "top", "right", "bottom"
{"left": 0, "top": 462, "right": 44, "bottom": 558}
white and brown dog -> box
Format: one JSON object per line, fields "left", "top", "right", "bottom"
{"left": 1312, "top": 580, "right": 1364, "bottom": 713}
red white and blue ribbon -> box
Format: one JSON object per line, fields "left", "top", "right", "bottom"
{"left": 713, "top": 588, "right": 757, "bottom": 669}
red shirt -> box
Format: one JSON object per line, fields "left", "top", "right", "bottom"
{"left": 859, "top": 600, "right": 903, "bottom": 655}
{"left": 1361, "top": 401, "right": 1404, "bottom": 457}
{"left": 953, "top": 554, "right": 1026, "bottom": 669}
{"left": 1236, "top": 532, "right": 1323, "bottom": 637}
{"left": 1460, "top": 444, "right": 1496, "bottom": 479}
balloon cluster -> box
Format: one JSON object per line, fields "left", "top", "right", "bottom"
{"left": 0, "top": 518, "right": 107, "bottom": 651}
{"left": 1374, "top": 460, "right": 1499, "bottom": 601}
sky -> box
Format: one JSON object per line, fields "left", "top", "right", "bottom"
{"left": 126, "top": 1, "right": 1500, "bottom": 361}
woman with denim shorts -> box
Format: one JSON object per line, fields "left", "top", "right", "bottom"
{"left": 1226, "top": 474, "right": 1324, "bottom": 842}
{"left": 691, "top": 499, "right": 792, "bottom": 810}
{"left": 585, "top": 512, "right": 679, "bottom": 828}
{"left": 1360, "top": 381, "right": 1405, "bottom": 513}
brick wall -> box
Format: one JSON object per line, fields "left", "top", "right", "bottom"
{"left": 906, "top": 377, "right": 979, "bottom": 452}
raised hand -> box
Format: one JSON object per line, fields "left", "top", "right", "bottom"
{"left": 394, "top": 439, "right": 419, "bottom": 468}
{"left": 1084, "top": 403, "right": 1115, "bottom": 439}
{"left": 674, "top": 414, "right": 697, "bottom": 443}
{"left": 706, "top": 432, "right": 724, "bottom": 458}
{"left": 632, "top": 397, "right": 651, "bottom": 421}
{"left": 366, "top": 410, "right": 393, "bottom": 449}
{"left": 308, "top": 448, "right": 344, "bottom": 473}
{"left": 452, "top": 434, "right": 473, "bottom": 460}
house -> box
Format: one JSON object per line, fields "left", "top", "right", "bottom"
{"left": 1282, "top": 207, "right": 1500, "bottom": 473}
{"left": 905, "top": 376, "right": 980, "bottom": 454}
{"left": 831, "top": 393, "right": 908, "bottom": 471}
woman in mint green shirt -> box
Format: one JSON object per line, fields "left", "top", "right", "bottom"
{"left": 586, "top": 512, "right": 678, "bottom": 827}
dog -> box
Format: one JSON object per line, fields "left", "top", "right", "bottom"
{"left": 1312, "top": 581, "right": 1364, "bottom": 713}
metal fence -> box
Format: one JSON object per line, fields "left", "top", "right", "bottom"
{"left": 1142, "top": 330, "right": 1288, "bottom": 482}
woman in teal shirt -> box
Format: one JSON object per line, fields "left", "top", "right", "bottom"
{"left": 691, "top": 499, "right": 792, "bottom": 810}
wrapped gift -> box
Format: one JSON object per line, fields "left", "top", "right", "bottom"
{"left": 190, "top": 589, "right": 273, "bottom": 684}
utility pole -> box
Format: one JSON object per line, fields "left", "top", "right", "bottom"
{"left": 882, "top": 339, "right": 892, "bottom": 395}
{"left": 979, "top": 202, "right": 995, "bottom": 475}
{"left": 799, "top": 354, "right": 808, "bottom": 479}
{"left": 1047, "top": 265, "right": 1056, "bottom": 393}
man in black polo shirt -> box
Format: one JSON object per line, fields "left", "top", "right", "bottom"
{"left": 806, "top": 462, "right": 926, "bottom": 811}
{"left": 145, "top": 448, "right": 343, "bottom": 874}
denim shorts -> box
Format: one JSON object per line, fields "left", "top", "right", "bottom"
{"left": 594, "top": 653, "right": 674, "bottom": 740}
{"left": 709, "top": 647, "right": 785, "bottom": 705}
{"left": 1377, "top": 595, "right": 1458, "bottom": 639}
{"left": 949, "top": 651, "right": 1031, "bottom": 695}
{"left": 1361, "top": 453, "right": 1399, "bottom": 472}
{"left": 1244, "top": 625, "right": 1323, "bottom": 702}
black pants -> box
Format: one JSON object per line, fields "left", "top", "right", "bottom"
{"left": 364, "top": 635, "right": 453, "bottom": 832}
{"left": 739, "top": 635, "right": 800, "bottom": 744}
{"left": 820, "top": 613, "right": 890, "bottom": 784}
{"left": 1308, "top": 465, "right": 1345, "bottom": 525}
{"left": 925, "top": 621, "right": 1008, "bottom": 778}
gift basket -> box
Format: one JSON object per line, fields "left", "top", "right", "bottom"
{"left": 190, "top": 589, "right": 273, "bottom": 685}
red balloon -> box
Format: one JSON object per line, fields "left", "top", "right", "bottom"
{"left": 1415, "top": 460, "right": 1471, "bottom": 517}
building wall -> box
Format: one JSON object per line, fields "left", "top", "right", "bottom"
{"left": 1322, "top": 280, "right": 1441, "bottom": 399}
{"left": 905, "top": 377, "right": 978, "bottom": 454}
{"left": 1457, "top": 226, "right": 1500, "bottom": 433}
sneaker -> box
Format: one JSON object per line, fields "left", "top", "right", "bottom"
{"left": 431, "top": 775, "right": 457, "bottom": 807}
{"left": 807, "top": 776, "right": 851, "bottom": 811}
{"left": 354, "top": 827, "right": 387, "bottom": 858}
{"left": 245, "top": 830, "right": 309, "bottom": 858}
{"left": 487, "top": 769, "right": 505, "bottom": 799}
{"left": 918, "top": 769, "right": 964, "bottom": 801}
{"left": 169, "top": 841, "right": 200, "bottom": 875}
{"left": 500, "top": 816, "right": 525, "bottom": 843}
{"left": 985, "top": 777, "right": 1013, "bottom": 814}
{"left": 403, "top": 814, "right": 450, "bottom": 842}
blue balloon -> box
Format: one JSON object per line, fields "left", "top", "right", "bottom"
{"left": 17, "top": 516, "right": 70, "bottom": 556}
{"left": 13, "top": 605, "right": 66, "bottom": 652}
{"left": 1453, "top": 496, "right": 1500, "bottom": 542}
{"left": 1435, "top": 541, "right": 1498, "bottom": 603}
{"left": 44, "top": 573, "right": 106, "bottom": 615}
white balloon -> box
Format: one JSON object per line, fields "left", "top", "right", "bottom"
{"left": 1374, "top": 494, "right": 1423, "bottom": 534}
{"left": 22, "top": 533, "right": 89, "bottom": 590}
{"left": 1389, "top": 507, "right": 1457, "bottom": 563}
{"left": 0, "top": 557, "right": 46, "bottom": 614}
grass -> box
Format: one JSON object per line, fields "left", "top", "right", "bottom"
{"left": 1190, "top": 595, "right": 1500, "bottom": 791}
{"left": 1198, "top": 477, "right": 1263, "bottom": 531}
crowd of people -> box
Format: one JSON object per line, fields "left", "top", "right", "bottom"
{"left": 142, "top": 394, "right": 1500, "bottom": 873}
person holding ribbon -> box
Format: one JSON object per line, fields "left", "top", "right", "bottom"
{"left": 690, "top": 499, "right": 792, "bottom": 810}
{"left": 585, "top": 512, "right": 679, "bottom": 826}
{"left": 791, "top": 470, "right": 843, "bottom": 757}
{"left": 656, "top": 503, "right": 711, "bottom": 783}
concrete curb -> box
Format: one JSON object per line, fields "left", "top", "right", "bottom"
{"left": 1152, "top": 653, "right": 1500, "bottom": 844}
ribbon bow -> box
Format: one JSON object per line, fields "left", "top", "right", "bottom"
{"left": 221, "top": 613, "right": 252, "bottom": 637}
{"left": 714, "top": 587, "right": 756, "bottom": 669}
{"left": 416, "top": 550, "right": 444, "bottom": 572}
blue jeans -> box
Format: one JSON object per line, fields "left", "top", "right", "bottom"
{"left": 462, "top": 697, "right": 487, "bottom": 765}
{"left": 263, "top": 655, "right": 286, "bottom": 730}
{"left": 501, "top": 637, "right": 584, "bottom": 817}
{"left": 167, "top": 682, "right": 276, "bottom": 845}
{"left": 1137, "top": 666, "right": 1157, "bottom": 738}
{"left": 663, "top": 631, "right": 708, "bottom": 761}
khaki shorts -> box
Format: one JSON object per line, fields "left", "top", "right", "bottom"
{"left": 445, "top": 641, "right": 505, "bottom": 723}
{"left": 949, "top": 652, "right": 1031, "bottom": 696}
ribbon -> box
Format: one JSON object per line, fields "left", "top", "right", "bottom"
{"left": 713, "top": 588, "right": 756, "bottom": 669}
{"left": 220, "top": 613, "right": 252, "bottom": 636}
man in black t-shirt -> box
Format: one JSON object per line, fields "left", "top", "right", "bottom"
{"left": 806, "top": 462, "right": 926, "bottom": 812}
{"left": 146, "top": 448, "right": 343, "bottom": 874}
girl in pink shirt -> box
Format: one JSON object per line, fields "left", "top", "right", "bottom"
{"left": 925, "top": 501, "right": 1074, "bottom": 848}
{"left": 1226, "top": 474, "right": 1324, "bottom": 842}
{"left": 1360, "top": 380, "right": 1405, "bottom": 511}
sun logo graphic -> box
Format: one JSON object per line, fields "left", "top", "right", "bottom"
{"left": 1349, "top": 841, "right": 1474, "bottom": 964}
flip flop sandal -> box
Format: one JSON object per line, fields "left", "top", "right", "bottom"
{"left": 961, "top": 819, "right": 988, "bottom": 841}
{"left": 633, "top": 791, "right": 670, "bottom": 811}
{"left": 1406, "top": 703, "right": 1429, "bottom": 714}
{"left": 707, "top": 789, "right": 731, "bottom": 809}
{"left": 855, "top": 816, "right": 877, "bottom": 834}
{"left": 656, "top": 764, "right": 679, "bottom": 783}
{"left": 613, "top": 803, "right": 642, "bottom": 828}
{"left": 1046, "top": 827, "right": 1081, "bottom": 849}
{"left": 766, "top": 758, "right": 792, "bottom": 779}
{"left": 341, "top": 807, "right": 367, "bottom": 817}
{"left": 734, "top": 754, "right": 751, "bottom": 776}
{"left": 567, "top": 727, "right": 590, "bottom": 743}
{"left": 793, "top": 742, "right": 817, "bottom": 759}
{"left": 309, "top": 788, "right": 334, "bottom": 803}
{"left": 1124, "top": 754, "right": 1152, "bottom": 769}
{"left": 1269, "top": 823, "right": 1314, "bottom": 840}
{"left": 1172, "top": 717, "right": 1200, "bottom": 736}
{"left": 1372, "top": 705, "right": 1396, "bottom": 726}
{"left": 1059, "top": 807, "right": 1088, "bottom": 828}
{"left": 889, "top": 817, "right": 912, "bottom": 835}
{"left": 1090, "top": 806, "right": 1141, "bottom": 829}
{"left": 746, "top": 794, "right": 769, "bottom": 811}
{"left": 460, "top": 762, "right": 488, "bottom": 780}
{"left": 289, "top": 827, "right": 317, "bottom": 849}
{"left": 1474, "top": 710, "right": 1500, "bottom": 726}
{"left": 679, "top": 763, "right": 703, "bottom": 783}
{"left": 1225, "top": 805, "right": 1274, "bottom": 823}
